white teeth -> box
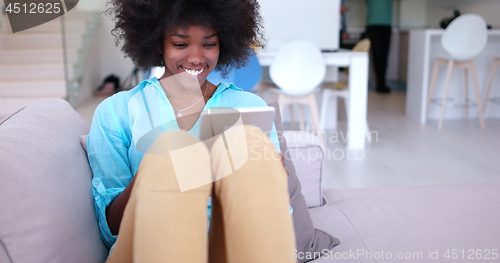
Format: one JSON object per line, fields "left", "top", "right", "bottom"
{"left": 183, "top": 67, "right": 203, "bottom": 76}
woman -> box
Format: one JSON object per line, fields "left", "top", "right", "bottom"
{"left": 87, "top": 0, "right": 296, "bottom": 262}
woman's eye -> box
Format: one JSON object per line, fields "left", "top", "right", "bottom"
{"left": 204, "top": 43, "right": 217, "bottom": 47}
{"left": 173, "top": 43, "right": 187, "bottom": 48}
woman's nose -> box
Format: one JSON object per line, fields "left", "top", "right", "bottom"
{"left": 186, "top": 46, "right": 203, "bottom": 65}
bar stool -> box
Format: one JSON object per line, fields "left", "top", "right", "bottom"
{"left": 483, "top": 56, "right": 500, "bottom": 112}
{"left": 426, "top": 14, "right": 487, "bottom": 130}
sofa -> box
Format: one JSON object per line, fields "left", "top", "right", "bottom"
{"left": 1, "top": 100, "right": 499, "bottom": 263}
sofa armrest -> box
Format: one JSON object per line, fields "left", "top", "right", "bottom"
{"left": 284, "top": 131, "right": 323, "bottom": 208}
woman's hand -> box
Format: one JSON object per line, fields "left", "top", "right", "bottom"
{"left": 106, "top": 176, "right": 137, "bottom": 235}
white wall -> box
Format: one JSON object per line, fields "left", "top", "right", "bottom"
{"left": 98, "top": 15, "right": 135, "bottom": 86}
{"left": 259, "top": 0, "right": 340, "bottom": 51}
{"left": 76, "top": 23, "right": 102, "bottom": 106}
{"left": 344, "top": 0, "right": 366, "bottom": 28}
{"left": 399, "top": 0, "right": 427, "bottom": 29}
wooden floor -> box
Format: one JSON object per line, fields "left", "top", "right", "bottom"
{"left": 319, "top": 91, "right": 500, "bottom": 189}
{"left": 72, "top": 90, "right": 500, "bottom": 190}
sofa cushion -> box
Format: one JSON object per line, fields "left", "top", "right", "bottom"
{"left": 284, "top": 131, "right": 323, "bottom": 208}
{"left": 313, "top": 185, "right": 500, "bottom": 262}
{"left": 0, "top": 100, "right": 108, "bottom": 263}
{"left": 0, "top": 239, "right": 12, "bottom": 263}
{"left": 268, "top": 102, "right": 339, "bottom": 263}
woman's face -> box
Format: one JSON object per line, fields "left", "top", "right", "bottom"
{"left": 160, "top": 24, "right": 219, "bottom": 90}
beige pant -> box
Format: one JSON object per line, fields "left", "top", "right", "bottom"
{"left": 106, "top": 125, "right": 297, "bottom": 263}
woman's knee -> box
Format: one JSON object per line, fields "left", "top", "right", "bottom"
{"left": 137, "top": 130, "right": 212, "bottom": 192}
{"left": 209, "top": 125, "right": 280, "bottom": 181}
{"left": 210, "top": 124, "right": 274, "bottom": 153}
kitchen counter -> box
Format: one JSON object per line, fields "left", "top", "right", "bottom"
{"left": 406, "top": 29, "right": 500, "bottom": 123}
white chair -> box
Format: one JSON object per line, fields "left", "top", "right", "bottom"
{"left": 483, "top": 55, "right": 500, "bottom": 112}
{"left": 269, "top": 40, "right": 326, "bottom": 146}
{"left": 426, "top": 14, "right": 487, "bottom": 130}
{"left": 319, "top": 39, "right": 372, "bottom": 143}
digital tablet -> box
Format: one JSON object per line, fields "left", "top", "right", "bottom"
{"left": 198, "top": 107, "right": 275, "bottom": 142}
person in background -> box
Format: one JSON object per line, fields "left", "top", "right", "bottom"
{"left": 365, "top": 0, "right": 393, "bottom": 94}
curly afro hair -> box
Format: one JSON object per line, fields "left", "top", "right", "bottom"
{"left": 106, "top": 0, "right": 265, "bottom": 75}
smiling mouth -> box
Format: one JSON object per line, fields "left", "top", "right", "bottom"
{"left": 180, "top": 66, "right": 205, "bottom": 77}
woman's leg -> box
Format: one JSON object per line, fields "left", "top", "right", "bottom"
{"left": 208, "top": 125, "right": 296, "bottom": 263}
{"left": 107, "top": 130, "right": 212, "bottom": 263}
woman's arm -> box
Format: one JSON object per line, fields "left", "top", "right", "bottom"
{"left": 106, "top": 176, "right": 137, "bottom": 235}
{"left": 87, "top": 97, "right": 135, "bottom": 248}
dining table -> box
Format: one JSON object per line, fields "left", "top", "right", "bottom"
{"left": 256, "top": 50, "right": 370, "bottom": 150}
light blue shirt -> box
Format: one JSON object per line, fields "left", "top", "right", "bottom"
{"left": 87, "top": 78, "right": 282, "bottom": 250}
